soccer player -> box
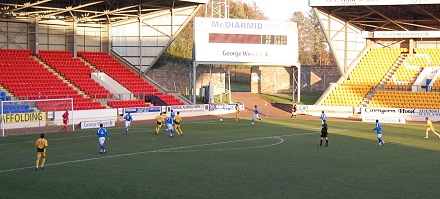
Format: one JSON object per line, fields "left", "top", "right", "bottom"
{"left": 373, "top": 119, "right": 385, "bottom": 146}
{"left": 61, "top": 110, "right": 69, "bottom": 132}
{"left": 35, "top": 133, "right": 48, "bottom": 171}
{"left": 235, "top": 103, "right": 241, "bottom": 121}
{"left": 425, "top": 117, "right": 440, "bottom": 139}
{"left": 124, "top": 112, "right": 132, "bottom": 134}
{"left": 166, "top": 110, "right": 176, "bottom": 131}
{"left": 318, "top": 120, "right": 328, "bottom": 147}
{"left": 251, "top": 105, "right": 264, "bottom": 125}
{"left": 165, "top": 114, "right": 175, "bottom": 137}
{"left": 290, "top": 101, "right": 297, "bottom": 118}
{"left": 170, "top": 109, "right": 175, "bottom": 119}
{"left": 174, "top": 111, "right": 183, "bottom": 137}
{"left": 97, "top": 123, "right": 110, "bottom": 154}
{"left": 320, "top": 111, "right": 327, "bottom": 124}
{"left": 155, "top": 112, "right": 165, "bottom": 135}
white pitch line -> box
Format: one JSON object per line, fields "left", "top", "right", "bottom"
{"left": 0, "top": 132, "right": 312, "bottom": 173}
{"left": 0, "top": 123, "right": 343, "bottom": 146}
{"left": 158, "top": 137, "right": 284, "bottom": 153}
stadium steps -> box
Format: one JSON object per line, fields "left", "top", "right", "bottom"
{"left": 361, "top": 89, "right": 376, "bottom": 107}
{"left": 33, "top": 56, "right": 89, "bottom": 97}
{"left": 363, "top": 54, "right": 407, "bottom": 106}
{"left": 0, "top": 86, "right": 13, "bottom": 98}
{"left": 362, "top": 54, "right": 405, "bottom": 106}
{"left": 78, "top": 57, "right": 100, "bottom": 72}
{"left": 382, "top": 55, "right": 404, "bottom": 85}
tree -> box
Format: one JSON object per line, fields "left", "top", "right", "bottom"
{"left": 290, "top": 9, "right": 335, "bottom": 66}
{"left": 155, "top": 0, "right": 267, "bottom": 68}
{"left": 229, "top": 1, "right": 267, "bottom": 20}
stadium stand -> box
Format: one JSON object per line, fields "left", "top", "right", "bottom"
{"left": 0, "top": 91, "right": 34, "bottom": 114}
{"left": 38, "top": 50, "right": 113, "bottom": 99}
{"left": 369, "top": 90, "right": 440, "bottom": 109}
{"left": 386, "top": 48, "right": 436, "bottom": 90}
{"left": 322, "top": 46, "right": 440, "bottom": 109}
{"left": 107, "top": 99, "right": 150, "bottom": 108}
{"left": 322, "top": 48, "right": 406, "bottom": 106}
{"left": 367, "top": 47, "right": 440, "bottom": 109}
{"left": 78, "top": 51, "right": 184, "bottom": 106}
{"left": 0, "top": 49, "right": 105, "bottom": 111}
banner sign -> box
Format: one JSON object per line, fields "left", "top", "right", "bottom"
{"left": 167, "top": 104, "right": 209, "bottom": 113}
{"left": 1, "top": 112, "right": 46, "bottom": 123}
{"left": 124, "top": 106, "right": 161, "bottom": 114}
{"left": 361, "top": 107, "right": 440, "bottom": 122}
{"left": 362, "top": 31, "right": 440, "bottom": 38}
{"left": 309, "top": 0, "right": 440, "bottom": 6}
{"left": 362, "top": 116, "right": 407, "bottom": 124}
{"left": 208, "top": 103, "right": 245, "bottom": 111}
{"left": 295, "top": 105, "right": 354, "bottom": 118}
{"left": 80, "top": 120, "right": 116, "bottom": 129}
{"left": 194, "top": 17, "right": 298, "bottom": 65}
{"left": 297, "top": 105, "right": 309, "bottom": 114}
{"left": 297, "top": 105, "right": 353, "bottom": 113}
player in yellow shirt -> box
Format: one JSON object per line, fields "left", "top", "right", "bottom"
{"left": 235, "top": 103, "right": 241, "bottom": 121}
{"left": 425, "top": 117, "right": 440, "bottom": 139}
{"left": 155, "top": 112, "right": 165, "bottom": 135}
{"left": 35, "top": 133, "right": 48, "bottom": 171}
{"left": 174, "top": 111, "right": 183, "bottom": 137}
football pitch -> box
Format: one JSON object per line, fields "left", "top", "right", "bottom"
{"left": 1, "top": 117, "right": 440, "bottom": 198}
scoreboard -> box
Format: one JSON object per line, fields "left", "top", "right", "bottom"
{"left": 194, "top": 17, "right": 298, "bottom": 65}
{"left": 208, "top": 33, "right": 288, "bottom": 45}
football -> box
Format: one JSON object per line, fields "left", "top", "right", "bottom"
{"left": 220, "top": 119, "right": 223, "bottom": 121}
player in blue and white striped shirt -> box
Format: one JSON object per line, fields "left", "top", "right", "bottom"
{"left": 124, "top": 112, "right": 132, "bottom": 134}
{"left": 320, "top": 111, "right": 327, "bottom": 124}
{"left": 97, "top": 123, "right": 110, "bottom": 154}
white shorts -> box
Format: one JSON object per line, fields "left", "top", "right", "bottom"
{"left": 98, "top": 137, "right": 106, "bottom": 145}
{"left": 427, "top": 127, "right": 434, "bottom": 131}
{"left": 377, "top": 134, "right": 382, "bottom": 139}
{"left": 166, "top": 123, "right": 174, "bottom": 131}
{"left": 125, "top": 121, "right": 131, "bottom": 127}
{"left": 253, "top": 113, "right": 259, "bottom": 118}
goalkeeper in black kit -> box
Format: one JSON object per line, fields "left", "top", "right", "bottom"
{"left": 318, "top": 120, "right": 328, "bottom": 147}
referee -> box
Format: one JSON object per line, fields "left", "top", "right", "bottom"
{"left": 318, "top": 120, "right": 328, "bottom": 147}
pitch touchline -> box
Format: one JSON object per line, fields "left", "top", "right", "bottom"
{"left": 0, "top": 133, "right": 312, "bottom": 173}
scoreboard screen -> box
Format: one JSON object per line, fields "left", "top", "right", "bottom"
{"left": 209, "top": 33, "right": 288, "bottom": 45}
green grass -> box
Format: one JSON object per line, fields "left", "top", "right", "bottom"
{"left": 231, "top": 82, "right": 251, "bottom": 92}
{"left": 1, "top": 118, "right": 440, "bottom": 198}
{"left": 259, "top": 94, "right": 321, "bottom": 105}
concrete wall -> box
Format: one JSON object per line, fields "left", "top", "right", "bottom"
{"left": 250, "top": 66, "right": 341, "bottom": 95}
{"left": 146, "top": 64, "right": 225, "bottom": 96}
{"left": 147, "top": 64, "right": 341, "bottom": 96}
{"left": 250, "top": 66, "right": 292, "bottom": 94}
{"left": 301, "top": 66, "right": 341, "bottom": 95}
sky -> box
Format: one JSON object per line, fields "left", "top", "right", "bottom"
{"left": 240, "top": 0, "right": 310, "bottom": 21}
